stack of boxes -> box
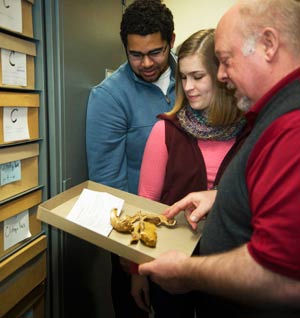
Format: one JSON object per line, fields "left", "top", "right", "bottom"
{"left": 0, "top": 1, "right": 47, "bottom": 317}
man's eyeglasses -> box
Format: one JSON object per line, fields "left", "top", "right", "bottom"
{"left": 127, "top": 45, "right": 168, "bottom": 62}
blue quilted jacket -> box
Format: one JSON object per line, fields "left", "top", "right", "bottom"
{"left": 86, "top": 54, "right": 176, "bottom": 194}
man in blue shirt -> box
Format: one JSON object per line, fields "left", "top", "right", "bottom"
{"left": 86, "top": 1, "right": 176, "bottom": 316}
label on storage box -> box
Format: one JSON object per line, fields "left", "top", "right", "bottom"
{"left": 0, "top": 160, "right": 21, "bottom": 186}
{"left": 3, "top": 107, "right": 30, "bottom": 142}
{"left": 1, "top": 49, "right": 27, "bottom": 86}
{"left": 4, "top": 210, "right": 31, "bottom": 250}
{"left": 0, "top": 0, "right": 22, "bottom": 33}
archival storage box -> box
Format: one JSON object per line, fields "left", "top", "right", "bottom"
{"left": 0, "top": 32, "right": 36, "bottom": 90}
{"left": 37, "top": 180, "right": 203, "bottom": 264}
{"left": 0, "top": 91, "right": 40, "bottom": 145}
{"left": 0, "top": 142, "right": 39, "bottom": 202}
{"left": 0, "top": 189, "right": 42, "bottom": 258}
{"left": 0, "top": 0, "right": 34, "bottom": 38}
{"left": 0, "top": 235, "right": 47, "bottom": 317}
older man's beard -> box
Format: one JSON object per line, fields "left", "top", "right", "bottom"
{"left": 226, "top": 82, "right": 252, "bottom": 112}
{"left": 237, "top": 95, "right": 252, "bottom": 112}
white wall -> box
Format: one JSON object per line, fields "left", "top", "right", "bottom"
{"left": 164, "top": 0, "right": 236, "bottom": 48}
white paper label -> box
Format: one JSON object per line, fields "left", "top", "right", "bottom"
{"left": 67, "top": 188, "right": 124, "bottom": 236}
{"left": 1, "top": 49, "right": 27, "bottom": 86}
{"left": 3, "top": 107, "right": 30, "bottom": 142}
{"left": 4, "top": 210, "right": 31, "bottom": 250}
{"left": 0, "top": 160, "right": 21, "bottom": 186}
{"left": 0, "top": 0, "right": 22, "bottom": 33}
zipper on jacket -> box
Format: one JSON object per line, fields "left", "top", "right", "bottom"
{"left": 165, "top": 95, "right": 170, "bottom": 104}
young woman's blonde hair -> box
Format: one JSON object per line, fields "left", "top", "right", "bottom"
{"left": 166, "top": 29, "right": 243, "bottom": 126}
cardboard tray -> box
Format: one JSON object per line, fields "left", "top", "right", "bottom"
{"left": 37, "top": 180, "right": 203, "bottom": 263}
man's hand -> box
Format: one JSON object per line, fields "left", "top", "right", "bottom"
{"left": 164, "top": 190, "right": 217, "bottom": 230}
{"left": 138, "top": 250, "right": 191, "bottom": 294}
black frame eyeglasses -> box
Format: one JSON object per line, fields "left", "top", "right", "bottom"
{"left": 127, "top": 45, "right": 168, "bottom": 62}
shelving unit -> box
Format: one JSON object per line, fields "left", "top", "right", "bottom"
{"left": 1, "top": 1, "right": 127, "bottom": 317}
{"left": 0, "top": 1, "right": 47, "bottom": 317}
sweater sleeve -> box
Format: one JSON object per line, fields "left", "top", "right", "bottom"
{"left": 86, "top": 86, "right": 128, "bottom": 191}
{"left": 138, "top": 120, "right": 168, "bottom": 201}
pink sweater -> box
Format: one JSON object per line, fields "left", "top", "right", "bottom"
{"left": 138, "top": 120, "right": 235, "bottom": 201}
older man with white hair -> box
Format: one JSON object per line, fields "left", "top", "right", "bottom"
{"left": 139, "top": 0, "right": 300, "bottom": 316}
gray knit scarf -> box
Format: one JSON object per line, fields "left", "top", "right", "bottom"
{"left": 177, "top": 105, "right": 245, "bottom": 141}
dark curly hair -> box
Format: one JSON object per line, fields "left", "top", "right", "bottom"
{"left": 120, "top": 0, "right": 174, "bottom": 48}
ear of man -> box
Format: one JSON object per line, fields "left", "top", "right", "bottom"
{"left": 260, "top": 27, "right": 279, "bottom": 62}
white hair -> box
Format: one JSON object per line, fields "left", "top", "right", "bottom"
{"left": 242, "top": 35, "right": 258, "bottom": 56}
{"left": 238, "top": 0, "right": 300, "bottom": 56}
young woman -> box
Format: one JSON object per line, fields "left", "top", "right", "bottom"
{"left": 132, "top": 29, "right": 245, "bottom": 317}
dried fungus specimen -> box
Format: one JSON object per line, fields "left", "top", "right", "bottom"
{"left": 110, "top": 208, "right": 134, "bottom": 233}
{"left": 142, "top": 212, "right": 176, "bottom": 227}
{"left": 130, "top": 222, "right": 141, "bottom": 244}
{"left": 140, "top": 221, "right": 157, "bottom": 247}
{"left": 110, "top": 208, "right": 176, "bottom": 247}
